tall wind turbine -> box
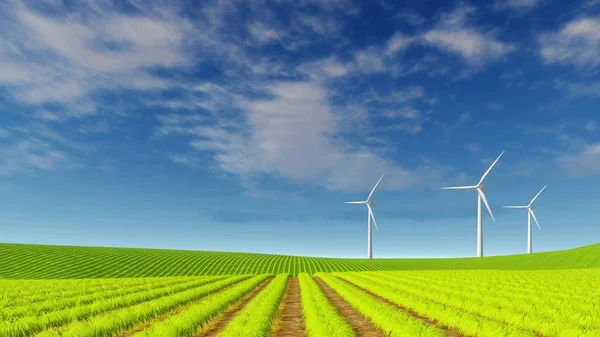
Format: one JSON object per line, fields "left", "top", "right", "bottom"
{"left": 441, "top": 151, "right": 505, "bottom": 257}
{"left": 345, "top": 174, "right": 384, "bottom": 259}
{"left": 503, "top": 185, "right": 547, "bottom": 254}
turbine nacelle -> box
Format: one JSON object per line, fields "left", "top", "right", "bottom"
{"left": 503, "top": 185, "right": 547, "bottom": 231}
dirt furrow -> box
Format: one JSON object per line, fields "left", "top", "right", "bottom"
{"left": 313, "top": 276, "right": 385, "bottom": 337}
{"left": 337, "top": 277, "right": 467, "bottom": 337}
{"left": 195, "top": 278, "right": 273, "bottom": 336}
{"left": 117, "top": 279, "right": 255, "bottom": 337}
{"left": 271, "top": 277, "right": 306, "bottom": 337}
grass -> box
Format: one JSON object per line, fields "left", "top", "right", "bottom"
{"left": 0, "top": 242, "right": 599, "bottom": 279}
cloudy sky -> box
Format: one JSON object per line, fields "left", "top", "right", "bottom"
{"left": 0, "top": 0, "right": 598, "bottom": 258}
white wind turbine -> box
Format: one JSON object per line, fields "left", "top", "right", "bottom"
{"left": 441, "top": 151, "right": 505, "bottom": 257}
{"left": 344, "top": 174, "right": 384, "bottom": 259}
{"left": 503, "top": 185, "right": 547, "bottom": 254}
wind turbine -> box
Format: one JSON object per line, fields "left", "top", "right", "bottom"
{"left": 344, "top": 174, "right": 384, "bottom": 259}
{"left": 441, "top": 151, "right": 505, "bottom": 257}
{"left": 503, "top": 185, "right": 547, "bottom": 254}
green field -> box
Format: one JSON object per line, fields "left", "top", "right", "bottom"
{"left": 0, "top": 242, "right": 599, "bottom": 279}
{"left": 2, "top": 270, "right": 598, "bottom": 337}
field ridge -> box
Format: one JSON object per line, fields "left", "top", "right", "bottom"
{"left": 1, "top": 242, "right": 599, "bottom": 279}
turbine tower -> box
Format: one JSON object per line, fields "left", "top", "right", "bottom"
{"left": 503, "top": 185, "right": 547, "bottom": 254}
{"left": 441, "top": 151, "right": 505, "bottom": 257}
{"left": 344, "top": 174, "right": 384, "bottom": 259}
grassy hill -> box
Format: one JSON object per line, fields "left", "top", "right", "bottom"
{"left": 0, "top": 242, "right": 598, "bottom": 279}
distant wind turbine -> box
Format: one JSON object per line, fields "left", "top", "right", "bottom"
{"left": 503, "top": 185, "right": 547, "bottom": 254}
{"left": 441, "top": 151, "right": 505, "bottom": 257}
{"left": 344, "top": 174, "right": 384, "bottom": 259}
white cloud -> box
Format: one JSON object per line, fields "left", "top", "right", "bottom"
{"left": 422, "top": 5, "right": 516, "bottom": 66}
{"left": 0, "top": 3, "right": 193, "bottom": 109}
{"left": 296, "top": 14, "right": 341, "bottom": 36}
{"left": 353, "top": 49, "right": 386, "bottom": 73}
{"left": 553, "top": 80, "right": 600, "bottom": 98}
{"left": 539, "top": 17, "right": 600, "bottom": 69}
{"left": 0, "top": 137, "right": 72, "bottom": 176}
{"left": 248, "top": 22, "right": 281, "bottom": 43}
{"left": 383, "top": 106, "right": 419, "bottom": 120}
{"left": 158, "top": 81, "right": 451, "bottom": 191}
{"left": 385, "top": 33, "right": 413, "bottom": 56}
{"left": 557, "top": 143, "right": 600, "bottom": 177}
{"left": 169, "top": 154, "right": 202, "bottom": 168}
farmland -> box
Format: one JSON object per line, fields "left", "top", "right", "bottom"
{"left": 1, "top": 242, "right": 600, "bottom": 278}
{"left": 0, "top": 243, "right": 599, "bottom": 336}
{"left": 1, "top": 269, "right": 599, "bottom": 337}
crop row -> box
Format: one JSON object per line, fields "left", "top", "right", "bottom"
{"left": 0, "top": 276, "right": 231, "bottom": 337}
{"left": 367, "top": 270, "right": 600, "bottom": 333}
{"left": 218, "top": 273, "right": 289, "bottom": 337}
{"left": 133, "top": 274, "right": 277, "bottom": 336}
{"left": 337, "top": 271, "right": 600, "bottom": 337}
{"left": 2, "top": 270, "right": 598, "bottom": 337}
{"left": 1, "top": 277, "right": 198, "bottom": 319}
{"left": 316, "top": 273, "right": 446, "bottom": 337}
{"left": 34, "top": 275, "right": 258, "bottom": 337}
{"left": 298, "top": 273, "right": 355, "bottom": 337}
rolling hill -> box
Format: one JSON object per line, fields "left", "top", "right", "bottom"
{"left": 0, "top": 242, "right": 598, "bottom": 279}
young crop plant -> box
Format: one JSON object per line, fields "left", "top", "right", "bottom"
{"left": 32, "top": 275, "right": 253, "bottom": 337}
{"left": 1, "top": 277, "right": 197, "bottom": 320}
{"left": 316, "top": 273, "right": 446, "bottom": 337}
{"left": 2, "top": 276, "right": 241, "bottom": 337}
{"left": 218, "top": 273, "right": 289, "bottom": 337}
{"left": 345, "top": 270, "right": 600, "bottom": 337}
{"left": 297, "top": 273, "right": 355, "bottom": 337}
{"left": 335, "top": 272, "right": 541, "bottom": 337}
{"left": 131, "top": 274, "right": 272, "bottom": 336}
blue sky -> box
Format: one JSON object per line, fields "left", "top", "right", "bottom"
{"left": 0, "top": 0, "right": 599, "bottom": 258}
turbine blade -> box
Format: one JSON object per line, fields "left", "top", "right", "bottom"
{"left": 368, "top": 205, "right": 379, "bottom": 231}
{"left": 502, "top": 206, "right": 528, "bottom": 209}
{"left": 440, "top": 185, "right": 477, "bottom": 190}
{"left": 344, "top": 201, "right": 366, "bottom": 204}
{"left": 529, "top": 208, "right": 541, "bottom": 230}
{"left": 478, "top": 150, "right": 505, "bottom": 185}
{"left": 478, "top": 188, "right": 495, "bottom": 222}
{"left": 529, "top": 184, "right": 548, "bottom": 207}
{"left": 367, "top": 174, "right": 384, "bottom": 201}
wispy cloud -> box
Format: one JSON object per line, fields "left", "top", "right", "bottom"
{"left": 0, "top": 1, "right": 199, "bottom": 174}
{"left": 557, "top": 143, "right": 600, "bottom": 177}
{"left": 422, "top": 4, "right": 516, "bottom": 67}
{"left": 584, "top": 121, "right": 597, "bottom": 131}
{"left": 465, "top": 143, "right": 481, "bottom": 153}
{"left": 553, "top": 80, "right": 600, "bottom": 98}
{"left": 157, "top": 80, "right": 456, "bottom": 192}
{"left": 493, "top": 0, "right": 542, "bottom": 11}
{"left": 1, "top": 2, "right": 193, "bottom": 109}
{"left": 539, "top": 16, "right": 600, "bottom": 69}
